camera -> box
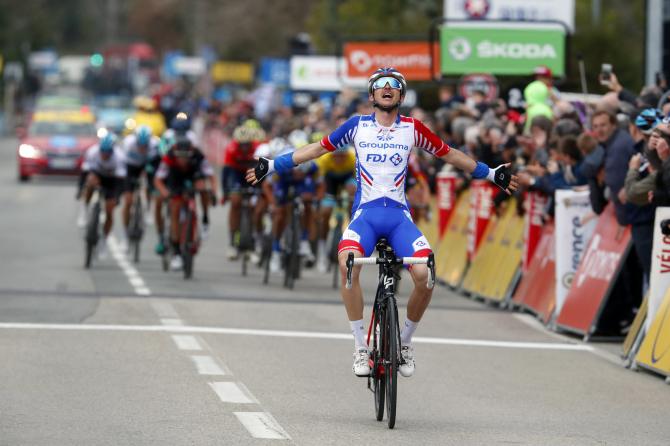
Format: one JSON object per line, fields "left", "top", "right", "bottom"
{"left": 661, "top": 219, "right": 670, "bottom": 236}
{"left": 600, "top": 63, "right": 613, "bottom": 86}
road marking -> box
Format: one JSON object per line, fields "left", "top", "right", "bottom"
{"left": 191, "top": 355, "right": 226, "bottom": 375}
{"left": 209, "top": 382, "right": 256, "bottom": 404}
{"left": 161, "top": 318, "right": 183, "bottom": 326}
{"left": 234, "top": 412, "right": 291, "bottom": 440}
{"left": 171, "top": 335, "right": 203, "bottom": 351}
{"left": 151, "top": 301, "right": 179, "bottom": 318}
{"left": 107, "top": 235, "right": 152, "bottom": 296}
{"left": 0, "top": 322, "right": 594, "bottom": 352}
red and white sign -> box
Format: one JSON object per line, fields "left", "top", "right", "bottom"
{"left": 513, "top": 223, "right": 556, "bottom": 323}
{"left": 556, "top": 204, "right": 631, "bottom": 335}
{"left": 467, "top": 180, "right": 496, "bottom": 261}
{"left": 522, "top": 192, "right": 548, "bottom": 272}
{"left": 343, "top": 41, "right": 439, "bottom": 81}
{"left": 436, "top": 172, "right": 458, "bottom": 239}
{"left": 647, "top": 207, "right": 670, "bottom": 331}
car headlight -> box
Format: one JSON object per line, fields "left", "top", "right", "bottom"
{"left": 18, "top": 144, "right": 42, "bottom": 159}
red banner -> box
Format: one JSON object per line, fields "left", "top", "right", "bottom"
{"left": 513, "top": 223, "right": 556, "bottom": 322}
{"left": 556, "top": 204, "right": 632, "bottom": 336}
{"left": 343, "top": 41, "right": 440, "bottom": 81}
{"left": 467, "top": 180, "right": 496, "bottom": 261}
{"left": 436, "top": 172, "right": 458, "bottom": 239}
{"left": 522, "top": 191, "right": 548, "bottom": 272}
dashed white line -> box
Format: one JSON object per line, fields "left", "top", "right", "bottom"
{"left": 171, "top": 334, "right": 203, "bottom": 351}
{"left": 107, "top": 235, "right": 152, "bottom": 296}
{"left": 234, "top": 412, "right": 291, "bottom": 440}
{"left": 209, "top": 382, "right": 256, "bottom": 404}
{"left": 190, "top": 355, "right": 226, "bottom": 375}
{"left": 151, "top": 301, "right": 179, "bottom": 318}
{"left": 161, "top": 318, "right": 183, "bottom": 326}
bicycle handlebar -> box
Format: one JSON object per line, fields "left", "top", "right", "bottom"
{"left": 345, "top": 252, "right": 435, "bottom": 290}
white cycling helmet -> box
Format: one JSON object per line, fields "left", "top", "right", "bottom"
{"left": 367, "top": 67, "right": 407, "bottom": 96}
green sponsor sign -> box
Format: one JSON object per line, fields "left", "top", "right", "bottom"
{"left": 440, "top": 24, "right": 565, "bottom": 76}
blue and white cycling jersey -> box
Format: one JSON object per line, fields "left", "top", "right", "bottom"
{"left": 320, "top": 113, "right": 449, "bottom": 213}
{"left": 122, "top": 134, "right": 160, "bottom": 167}
{"left": 321, "top": 113, "right": 450, "bottom": 257}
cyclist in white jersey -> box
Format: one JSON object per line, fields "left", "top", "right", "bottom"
{"left": 247, "top": 68, "right": 518, "bottom": 377}
{"left": 78, "top": 133, "right": 127, "bottom": 258}
{"left": 120, "top": 125, "right": 160, "bottom": 250}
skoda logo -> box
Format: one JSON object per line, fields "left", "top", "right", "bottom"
{"left": 449, "top": 37, "right": 472, "bottom": 61}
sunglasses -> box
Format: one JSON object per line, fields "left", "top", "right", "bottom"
{"left": 372, "top": 76, "right": 402, "bottom": 90}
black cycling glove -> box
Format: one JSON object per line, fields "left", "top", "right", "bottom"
{"left": 490, "top": 164, "right": 513, "bottom": 191}
{"left": 252, "top": 157, "right": 272, "bottom": 184}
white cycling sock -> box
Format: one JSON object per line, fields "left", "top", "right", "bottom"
{"left": 317, "top": 240, "right": 326, "bottom": 257}
{"left": 400, "top": 318, "right": 418, "bottom": 346}
{"left": 350, "top": 319, "right": 367, "bottom": 350}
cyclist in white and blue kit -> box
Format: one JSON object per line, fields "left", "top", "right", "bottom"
{"left": 247, "top": 68, "right": 518, "bottom": 378}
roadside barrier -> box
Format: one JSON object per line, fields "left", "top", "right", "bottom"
{"left": 435, "top": 190, "right": 471, "bottom": 287}
{"left": 522, "top": 192, "right": 548, "bottom": 272}
{"left": 646, "top": 207, "right": 670, "bottom": 332}
{"left": 635, "top": 287, "right": 670, "bottom": 382}
{"left": 461, "top": 198, "right": 524, "bottom": 303}
{"left": 555, "top": 204, "right": 632, "bottom": 339}
{"left": 435, "top": 172, "right": 458, "bottom": 239}
{"left": 466, "top": 180, "right": 497, "bottom": 261}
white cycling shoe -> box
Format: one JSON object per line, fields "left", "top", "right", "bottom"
{"left": 399, "top": 345, "right": 415, "bottom": 377}
{"left": 300, "top": 240, "right": 315, "bottom": 263}
{"left": 269, "top": 251, "right": 281, "bottom": 273}
{"left": 170, "top": 255, "right": 183, "bottom": 271}
{"left": 316, "top": 254, "right": 328, "bottom": 273}
{"left": 97, "top": 238, "right": 109, "bottom": 260}
{"left": 352, "top": 348, "right": 371, "bottom": 377}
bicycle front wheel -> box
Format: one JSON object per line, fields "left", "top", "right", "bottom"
{"left": 373, "top": 309, "right": 385, "bottom": 422}
{"left": 182, "top": 211, "right": 195, "bottom": 279}
{"left": 385, "top": 300, "right": 399, "bottom": 429}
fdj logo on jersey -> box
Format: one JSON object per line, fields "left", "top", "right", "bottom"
{"left": 366, "top": 153, "right": 386, "bottom": 163}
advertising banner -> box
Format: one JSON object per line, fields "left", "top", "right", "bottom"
{"left": 646, "top": 207, "right": 670, "bottom": 331}
{"left": 290, "top": 56, "right": 365, "bottom": 91}
{"left": 522, "top": 192, "right": 548, "bottom": 272}
{"left": 343, "top": 41, "right": 438, "bottom": 81}
{"left": 462, "top": 198, "right": 524, "bottom": 301}
{"left": 436, "top": 190, "right": 471, "bottom": 287}
{"left": 466, "top": 180, "right": 496, "bottom": 261}
{"left": 636, "top": 288, "right": 670, "bottom": 378}
{"left": 556, "top": 204, "right": 632, "bottom": 336}
{"left": 259, "top": 58, "right": 290, "bottom": 87}
{"left": 436, "top": 172, "right": 458, "bottom": 239}
{"left": 211, "top": 61, "right": 254, "bottom": 84}
{"left": 440, "top": 22, "right": 566, "bottom": 76}
{"left": 554, "top": 190, "right": 598, "bottom": 316}
{"left": 512, "top": 223, "right": 556, "bottom": 322}
{"left": 444, "top": 0, "right": 575, "bottom": 33}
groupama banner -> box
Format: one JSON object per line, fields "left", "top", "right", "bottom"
{"left": 440, "top": 22, "right": 565, "bottom": 76}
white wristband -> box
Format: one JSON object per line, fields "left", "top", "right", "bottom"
{"left": 486, "top": 167, "right": 495, "bottom": 182}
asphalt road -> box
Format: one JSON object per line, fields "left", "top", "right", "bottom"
{"left": 1, "top": 136, "right": 669, "bottom": 445}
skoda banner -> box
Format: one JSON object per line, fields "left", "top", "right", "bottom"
{"left": 440, "top": 22, "right": 565, "bottom": 76}
{"left": 554, "top": 190, "right": 598, "bottom": 317}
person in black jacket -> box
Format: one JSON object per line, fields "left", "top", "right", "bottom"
{"left": 650, "top": 123, "right": 670, "bottom": 206}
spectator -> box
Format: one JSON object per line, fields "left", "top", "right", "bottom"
{"left": 524, "top": 80, "right": 553, "bottom": 132}
{"left": 591, "top": 109, "right": 636, "bottom": 225}
{"left": 650, "top": 123, "right": 670, "bottom": 206}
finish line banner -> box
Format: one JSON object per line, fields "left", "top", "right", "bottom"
{"left": 554, "top": 190, "right": 597, "bottom": 317}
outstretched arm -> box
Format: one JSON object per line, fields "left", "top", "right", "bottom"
{"left": 245, "top": 142, "right": 329, "bottom": 185}
{"left": 442, "top": 149, "right": 519, "bottom": 195}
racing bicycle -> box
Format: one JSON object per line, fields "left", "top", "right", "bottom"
{"left": 236, "top": 186, "right": 257, "bottom": 276}
{"left": 326, "top": 191, "right": 349, "bottom": 289}
{"left": 345, "top": 240, "right": 435, "bottom": 429}
{"left": 178, "top": 181, "right": 200, "bottom": 279}
{"left": 283, "top": 185, "right": 304, "bottom": 289}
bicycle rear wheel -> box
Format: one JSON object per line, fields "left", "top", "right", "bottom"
{"left": 385, "top": 300, "right": 400, "bottom": 429}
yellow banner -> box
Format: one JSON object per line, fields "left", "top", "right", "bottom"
{"left": 211, "top": 61, "right": 254, "bottom": 84}
{"left": 636, "top": 288, "right": 670, "bottom": 378}
{"left": 461, "top": 198, "right": 523, "bottom": 301}
{"left": 435, "top": 190, "right": 470, "bottom": 287}
{"left": 623, "top": 294, "right": 647, "bottom": 360}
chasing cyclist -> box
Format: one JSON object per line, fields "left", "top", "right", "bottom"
{"left": 119, "top": 125, "right": 160, "bottom": 250}
{"left": 154, "top": 135, "right": 216, "bottom": 270}
{"left": 77, "top": 133, "right": 127, "bottom": 259}
{"left": 247, "top": 67, "right": 518, "bottom": 378}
